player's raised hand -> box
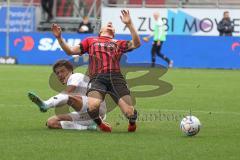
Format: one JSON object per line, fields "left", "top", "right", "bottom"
{"left": 120, "top": 10, "right": 132, "bottom": 25}
{"left": 52, "top": 23, "right": 62, "bottom": 39}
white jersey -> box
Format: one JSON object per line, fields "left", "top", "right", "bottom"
{"left": 66, "top": 73, "right": 89, "bottom": 96}
{"left": 66, "top": 73, "right": 107, "bottom": 122}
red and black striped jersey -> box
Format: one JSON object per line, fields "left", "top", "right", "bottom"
{"left": 79, "top": 36, "right": 130, "bottom": 77}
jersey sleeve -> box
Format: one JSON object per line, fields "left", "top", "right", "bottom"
{"left": 79, "top": 38, "right": 90, "bottom": 55}
{"left": 67, "top": 74, "right": 84, "bottom": 87}
{"left": 117, "top": 40, "right": 132, "bottom": 54}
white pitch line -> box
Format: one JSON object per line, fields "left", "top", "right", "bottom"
{"left": 0, "top": 104, "right": 239, "bottom": 116}
{"left": 137, "top": 108, "right": 240, "bottom": 116}
{"left": 0, "top": 104, "right": 31, "bottom": 107}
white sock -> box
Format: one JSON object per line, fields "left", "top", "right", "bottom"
{"left": 44, "top": 93, "right": 69, "bottom": 109}
{"left": 60, "top": 121, "right": 88, "bottom": 130}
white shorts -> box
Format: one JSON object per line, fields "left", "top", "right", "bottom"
{"left": 68, "top": 96, "right": 107, "bottom": 126}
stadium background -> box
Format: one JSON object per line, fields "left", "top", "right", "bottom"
{"left": 1, "top": 0, "right": 240, "bottom": 68}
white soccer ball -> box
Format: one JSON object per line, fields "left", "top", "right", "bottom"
{"left": 180, "top": 115, "right": 201, "bottom": 136}
{"left": 80, "top": 25, "right": 89, "bottom": 31}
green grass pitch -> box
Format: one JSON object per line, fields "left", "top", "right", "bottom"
{"left": 0, "top": 65, "right": 240, "bottom": 160}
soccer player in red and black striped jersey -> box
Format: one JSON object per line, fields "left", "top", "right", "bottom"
{"left": 52, "top": 10, "right": 141, "bottom": 132}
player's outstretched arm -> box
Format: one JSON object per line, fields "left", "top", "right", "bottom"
{"left": 120, "top": 10, "right": 141, "bottom": 50}
{"left": 142, "top": 34, "right": 152, "bottom": 42}
{"left": 52, "top": 24, "right": 81, "bottom": 55}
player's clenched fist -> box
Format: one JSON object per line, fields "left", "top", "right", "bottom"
{"left": 51, "top": 23, "right": 62, "bottom": 39}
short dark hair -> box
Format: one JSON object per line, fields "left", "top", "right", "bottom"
{"left": 53, "top": 60, "right": 73, "bottom": 73}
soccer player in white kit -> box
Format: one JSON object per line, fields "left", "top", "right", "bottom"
{"left": 28, "top": 60, "right": 106, "bottom": 130}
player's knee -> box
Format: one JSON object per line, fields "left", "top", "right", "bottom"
{"left": 47, "top": 117, "right": 58, "bottom": 129}
{"left": 87, "top": 91, "right": 103, "bottom": 111}
{"left": 88, "top": 98, "right": 101, "bottom": 111}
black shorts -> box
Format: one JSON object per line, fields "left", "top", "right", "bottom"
{"left": 87, "top": 72, "right": 130, "bottom": 104}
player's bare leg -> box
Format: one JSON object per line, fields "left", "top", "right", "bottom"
{"left": 118, "top": 95, "right": 138, "bottom": 132}
{"left": 47, "top": 114, "right": 72, "bottom": 129}
{"left": 29, "top": 93, "right": 95, "bottom": 130}
{"left": 87, "top": 91, "right": 112, "bottom": 132}
{"left": 47, "top": 114, "right": 96, "bottom": 130}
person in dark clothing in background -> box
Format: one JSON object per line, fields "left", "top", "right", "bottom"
{"left": 217, "top": 11, "right": 234, "bottom": 36}
{"left": 41, "top": 0, "right": 53, "bottom": 22}
{"left": 77, "top": 16, "right": 93, "bottom": 33}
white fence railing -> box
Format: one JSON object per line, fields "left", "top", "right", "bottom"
{"left": 103, "top": 0, "right": 240, "bottom": 8}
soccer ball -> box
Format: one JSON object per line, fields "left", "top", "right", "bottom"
{"left": 180, "top": 115, "right": 201, "bottom": 136}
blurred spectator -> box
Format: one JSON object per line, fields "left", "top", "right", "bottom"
{"left": 41, "top": 0, "right": 53, "bottom": 22}
{"left": 217, "top": 11, "right": 234, "bottom": 36}
{"left": 77, "top": 16, "right": 93, "bottom": 33}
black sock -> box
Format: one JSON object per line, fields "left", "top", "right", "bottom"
{"left": 128, "top": 109, "right": 138, "bottom": 125}
{"left": 87, "top": 108, "right": 102, "bottom": 125}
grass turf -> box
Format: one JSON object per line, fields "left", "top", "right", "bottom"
{"left": 0, "top": 65, "right": 240, "bottom": 160}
